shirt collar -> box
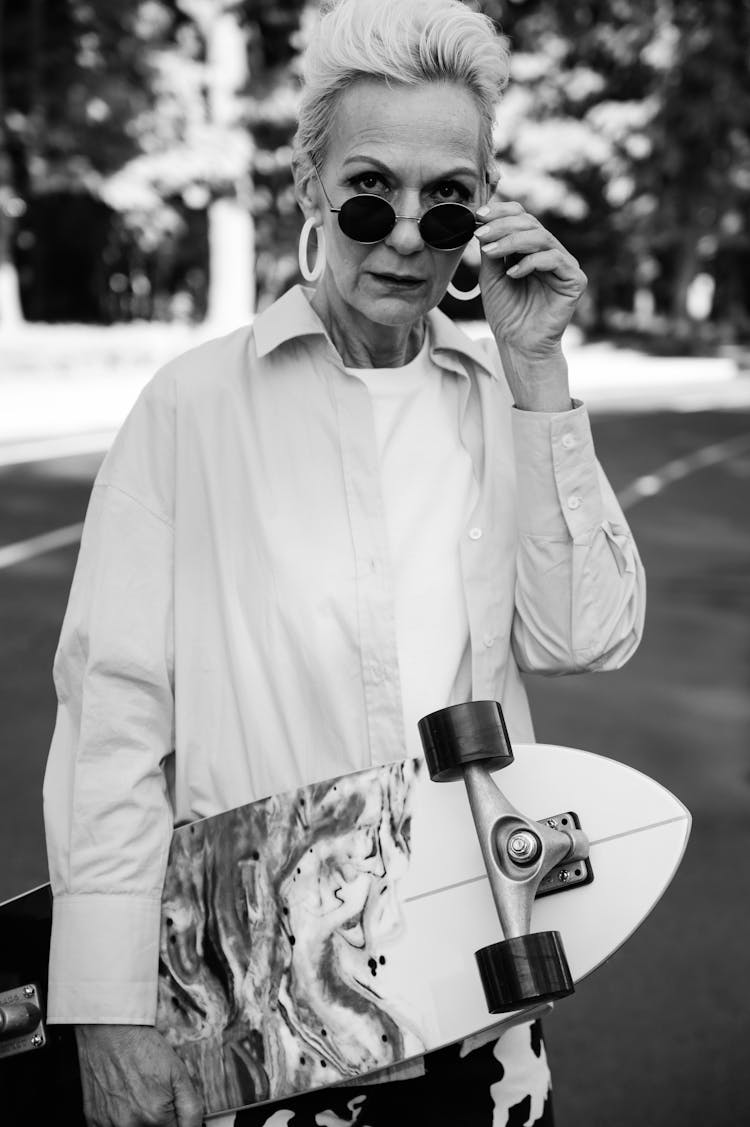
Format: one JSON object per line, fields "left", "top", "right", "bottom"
{"left": 253, "top": 284, "right": 498, "bottom": 380}
{"left": 253, "top": 285, "right": 329, "bottom": 356}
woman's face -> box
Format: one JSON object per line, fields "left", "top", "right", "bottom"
{"left": 302, "top": 79, "right": 485, "bottom": 329}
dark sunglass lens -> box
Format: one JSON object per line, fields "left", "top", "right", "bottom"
{"left": 420, "top": 204, "right": 476, "bottom": 250}
{"left": 338, "top": 196, "right": 395, "bottom": 244}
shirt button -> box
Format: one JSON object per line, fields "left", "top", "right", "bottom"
{"left": 468, "top": 527, "right": 483, "bottom": 540}
{"left": 483, "top": 634, "right": 495, "bottom": 648}
{"left": 567, "top": 495, "right": 582, "bottom": 510}
{"left": 562, "top": 433, "right": 576, "bottom": 449}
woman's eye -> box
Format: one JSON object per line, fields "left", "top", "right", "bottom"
{"left": 350, "top": 172, "right": 388, "bottom": 194}
{"left": 432, "top": 181, "right": 471, "bottom": 203}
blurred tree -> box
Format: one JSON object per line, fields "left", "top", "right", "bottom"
{"left": 100, "top": 0, "right": 307, "bottom": 325}
{"left": 1, "top": 0, "right": 306, "bottom": 325}
{"left": 3, "top": 0, "right": 749, "bottom": 336}
{"left": 642, "top": 0, "right": 750, "bottom": 337}
{"left": 0, "top": 0, "right": 160, "bottom": 324}
{"left": 479, "top": 0, "right": 750, "bottom": 341}
{"left": 0, "top": 0, "right": 27, "bottom": 325}
{"left": 103, "top": 1, "right": 256, "bottom": 327}
{"left": 475, "top": 0, "right": 660, "bottom": 329}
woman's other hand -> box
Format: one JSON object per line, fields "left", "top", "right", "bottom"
{"left": 75, "top": 1025, "right": 203, "bottom": 1127}
{"left": 475, "top": 199, "right": 587, "bottom": 411}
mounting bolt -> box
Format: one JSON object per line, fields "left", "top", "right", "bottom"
{"left": 546, "top": 818, "right": 558, "bottom": 829}
{"left": 558, "top": 869, "right": 571, "bottom": 883}
{"left": 23, "top": 986, "right": 34, "bottom": 998}
{"left": 507, "top": 830, "right": 541, "bottom": 865}
{"left": 31, "top": 1034, "right": 43, "bottom": 1048}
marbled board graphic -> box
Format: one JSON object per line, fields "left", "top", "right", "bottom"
{"left": 157, "top": 759, "right": 427, "bottom": 1116}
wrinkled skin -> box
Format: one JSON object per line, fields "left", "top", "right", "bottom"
{"left": 295, "top": 77, "right": 587, "bottom": 411}
{"left": 75, "top": 1026, "right": 203, "bottom": 1127}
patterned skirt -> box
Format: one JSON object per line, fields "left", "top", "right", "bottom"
{"left": 236, "top": 1020, "right": 554, "bottom": 1127}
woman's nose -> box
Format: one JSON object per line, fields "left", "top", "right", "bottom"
{"left": 386, "top": 216, "right": 424, "bottom": 253}
{"left": 385, "top": 195, "right": 425, "bottom": 254}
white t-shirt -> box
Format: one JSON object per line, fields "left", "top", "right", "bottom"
{"left": 347, "top": 335, "right": 478, "bottom": 758}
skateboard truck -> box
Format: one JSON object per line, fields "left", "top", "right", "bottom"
{"left": 0, "top": 983, "right": 46, "bottom": 1060}
{"left": 419, "top": 701, "right": 592, "bottom": 1014}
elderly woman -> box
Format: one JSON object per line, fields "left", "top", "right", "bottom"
{"left": 43, "top": 0, "right": 644, "bottom": 1124}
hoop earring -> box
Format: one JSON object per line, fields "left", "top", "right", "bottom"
{"left": 298, "top": 218, "right": 326, "bottom": 283}
{"left": 447, "top": 276, "right": 481, "bottom": 302}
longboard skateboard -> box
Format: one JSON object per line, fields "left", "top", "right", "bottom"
{"left": 0, "top": 706, "right": 690, "bottom": 1124}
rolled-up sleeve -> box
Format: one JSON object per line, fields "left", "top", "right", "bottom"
{"left": 43, "top": 385, "right": 176, "bottom": 1025}
{"left": 510, "top": 401, "right": 645, "bottom": 673}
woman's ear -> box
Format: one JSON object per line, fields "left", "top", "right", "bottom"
{"left": 486, "top": 162, "right": 501, "bottom": 204}
{"left": 292, "top": 154, "right": 322, "bottom": 223}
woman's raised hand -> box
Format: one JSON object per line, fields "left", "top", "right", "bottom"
{"left": 474, "top": 197, "right": 587, "bottom": 411}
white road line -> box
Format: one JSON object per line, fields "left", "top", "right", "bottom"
{"left": 0, "top": 523, "right": 83, "bottom": 570}
{"left": 0, "top": 431, "right": 114, "bottom": 468}
{"left": 617, "top": 431, "right": 750, "bottom": 511}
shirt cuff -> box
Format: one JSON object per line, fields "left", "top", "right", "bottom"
{"left": 511, "top": 399, "right": 604, "bottom": 539}
{"left": 47, "top": 894, "right": 161, "bottom": 1024}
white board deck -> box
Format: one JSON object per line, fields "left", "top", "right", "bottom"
{"left": 157, "top": 742, "right": 690, "bottom": 1117}
{"left": 325, "top": 743, "right": 691, "bottom": 1052}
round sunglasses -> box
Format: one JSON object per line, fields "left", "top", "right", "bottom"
{"left": 314, "top": 168, "right": 481, "bottom": 251}
{"left": 330, "top": 194, "right": 479, "bottom": 251}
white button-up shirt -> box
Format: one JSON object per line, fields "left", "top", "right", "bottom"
{"left": 43, "top": 285, "right": 645, "bottom": 1025}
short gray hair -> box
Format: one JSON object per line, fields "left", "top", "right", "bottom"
{"left": 293, "top": 0, "right": 511, "bottom": 177}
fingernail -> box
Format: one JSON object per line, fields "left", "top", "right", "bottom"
{"left": 507, "top": 264, "right": 520, "bottom": 276}
{"left": 482, "top": 240, "right": 500, "bottom": 253}
{"left": 476, "top": 205, "right": 490, "bottom": 217}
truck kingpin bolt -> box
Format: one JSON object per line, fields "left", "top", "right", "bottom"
{"left": 507, "top": 830, "right": 541, "bottom": 864}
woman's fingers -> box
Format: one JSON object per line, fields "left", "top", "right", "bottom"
{"left": 475, "top": 209, "right": 585, "bottom": 288}
{"left": 172, "top": 1058, "right": 205, "bottom": 1127}
{"left": 475, "top": 214, "right": 541, "bottom": 250}
{"left": 476, "top": 200, "right": 526, "bottom": 220}
{"left": 504, "top": 248, "right": 582, "bottom": 283}
{"left": 475, "top": 207, "right": 556, "bottom": 264}
{"left": 479, "top": 228, "right": 550, "bottom": 256}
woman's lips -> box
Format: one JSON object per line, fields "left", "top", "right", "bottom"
{"left": 369, "top": 272, "right": 425, "bottom": 288}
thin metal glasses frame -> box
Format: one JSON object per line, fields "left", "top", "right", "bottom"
{"left": 312, "top": 165, "right": 488, "bottom": 252}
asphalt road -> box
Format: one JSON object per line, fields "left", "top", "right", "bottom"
{"left": 1, "top": 407, "right": 748, "bottom": 1126}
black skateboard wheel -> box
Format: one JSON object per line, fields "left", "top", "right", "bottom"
{"left": 475, "top": 931, "right": 574, "bottom": 1013}
{"left": 418, "top": 701, "right": 514, "bottom": 782}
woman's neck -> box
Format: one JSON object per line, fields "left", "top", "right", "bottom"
{"left": 310, "top": 285, "right": 426, "bottom": 369}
